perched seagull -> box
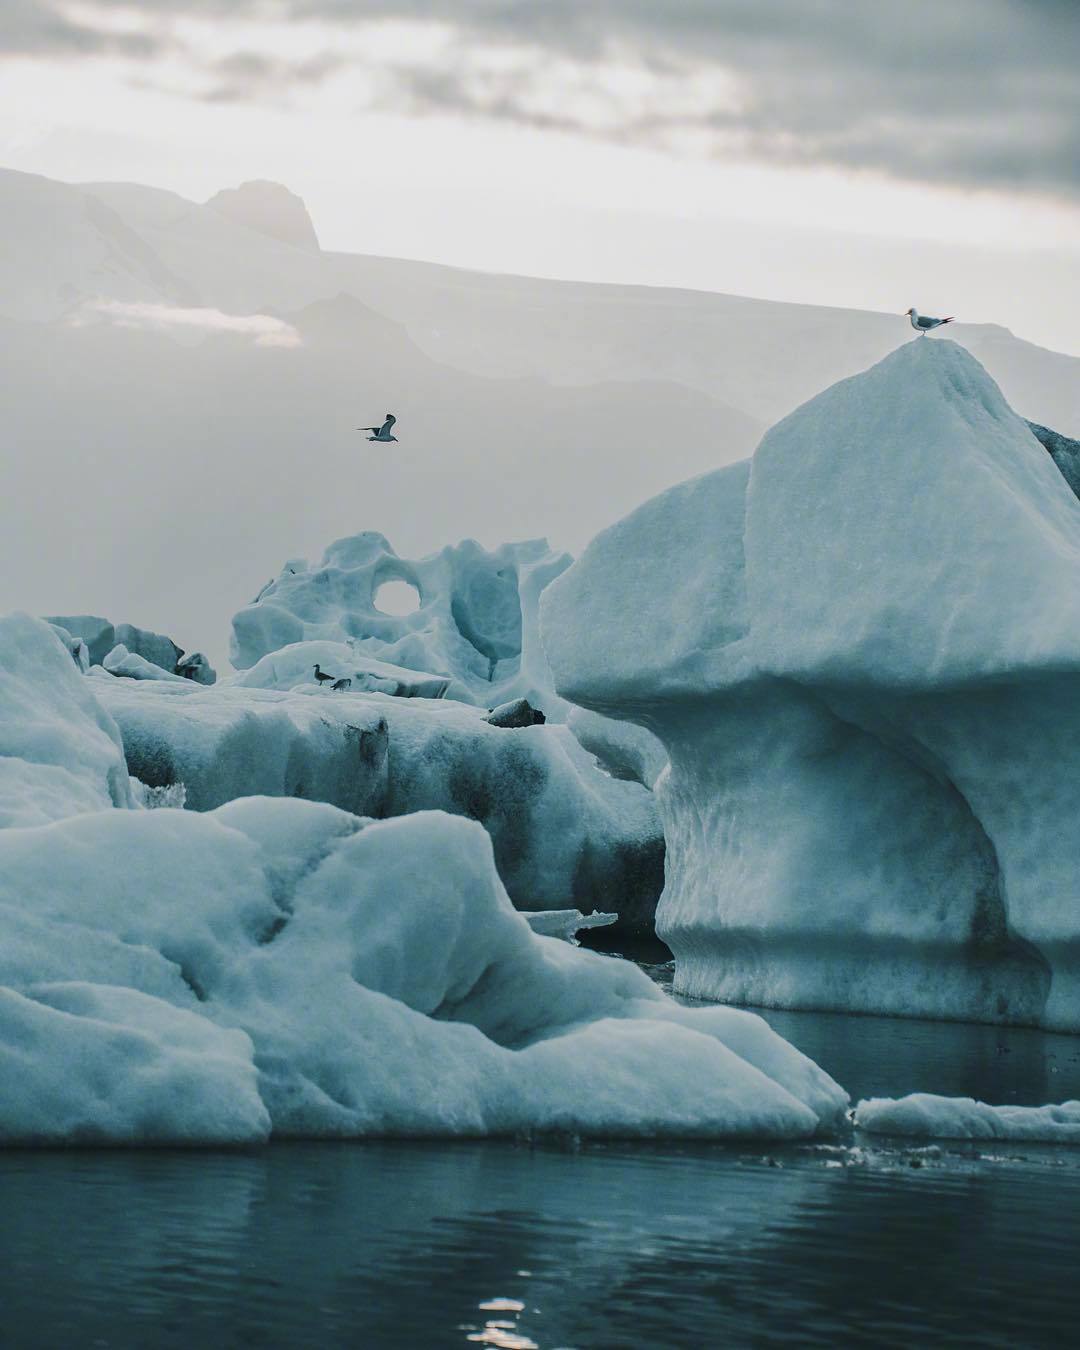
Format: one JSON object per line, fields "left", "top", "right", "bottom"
{"left": 312, "top": 663, "right": 334, "bottom": 688}
{"left": 358, "top": 413, "right": 398, "bottom": 442}
{"left": 331, "top": 677, "right": 352, "bottom": 692}
{"left": 906, "top": 307, "right": 954, "bottom": 335}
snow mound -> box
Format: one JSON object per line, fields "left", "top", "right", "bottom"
{"left": 0, "top": 613, "right": 133, "bottom": 827}
{"left": 96, "top": 679, "right": 662, "bottom": 928}
{"left": 0, "top": 802, "right": 846, "bottom": 1144}
{"left": 543, "top": 341, "right": 1080, "bottom": 1029}
{"left": 854, "top": 1094, "right": 1080, "bottom": 1143}
{"left": 231, "top": 533, "right": 571, "bottom": 714}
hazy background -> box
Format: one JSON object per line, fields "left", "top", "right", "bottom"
{"left": 2, "top": 2, "right": 1079, "bottom": 663}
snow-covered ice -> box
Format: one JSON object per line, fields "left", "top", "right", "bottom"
{"left": 543, "top": 340, "right": 1080, "bottom": 1030}
{"left": 0, "top": 608, "right": 849, "bottom": 1144}
{"left": 0, "top": 793, "right": 846, "bottom": 1143}
{"left": 0, "top": 613, "right": 133, "bottom": 828}
{"left": 854, "top": 1094, "right": 1080, "bottom": 1143}
{"left": 94, "top": 677, "right": 662, "bottom": 926}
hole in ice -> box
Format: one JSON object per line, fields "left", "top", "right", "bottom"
{"left": 373, "top": 579, "right": 421, "bottom": 615}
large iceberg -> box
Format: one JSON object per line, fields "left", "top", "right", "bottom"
{"left": 543, "top": 340, "right": 1080, "bottom": 1031}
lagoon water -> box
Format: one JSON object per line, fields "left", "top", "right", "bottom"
{"left": 4, "top": 988, "right": 1080, "bottom": 1349}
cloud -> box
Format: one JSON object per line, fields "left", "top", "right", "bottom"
{"left": 6, "top": 2, "right": 1080, "bottom": 199}
{"left": 71, "top": 299, "right": 303, "bottom": 347}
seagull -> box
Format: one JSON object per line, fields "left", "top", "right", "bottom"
{"left": 905, "top": 307, "right": 954, "bottom": 335}
{"left": 358, "top": 413, "right": 398, "bottom": 442}
{"left": 331, "top": 677, "right": 352, "bottom": 692}
{"left": 312, "top": 663, "right": 334, "bottom": 688}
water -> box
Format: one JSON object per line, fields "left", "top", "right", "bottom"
{"left": 4, "top": 998, "right": 1080, "bottom": 1349}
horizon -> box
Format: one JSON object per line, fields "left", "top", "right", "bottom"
{"left": 3, "top": 1, "right": 1079, "bottom": 357}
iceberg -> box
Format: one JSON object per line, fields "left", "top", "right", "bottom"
{"left": 95, "top": 678, "right": 662, "bottom": 926}
{"left": 0, "top": 613, "right": 133, "bottom": 828}
{"left": 854, "top": 1094, "right": 1080, "bottom": 1143}
{"left": 230, "top": 533, "right": 571, "bottom": 714}
{"left": 0, "top": 797, "right": 846, "bottom": 1144}
{"left": 543, "top": 340, "right": 1080, "bottom": 1030}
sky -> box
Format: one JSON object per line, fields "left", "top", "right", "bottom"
{"left": 2, "top": 1, "right": 1080, "bottom": 354}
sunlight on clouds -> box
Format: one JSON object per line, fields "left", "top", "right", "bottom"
{"left": 71, "top": 299, "right": 303, "bottom": 347}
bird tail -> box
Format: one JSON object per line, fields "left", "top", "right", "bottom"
{"left": 942, "top": 316, "right": 954, "bottom": 324}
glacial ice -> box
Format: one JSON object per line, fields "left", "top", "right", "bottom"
{"left": 230, "top": 532, "right": 571, "bottom": 714}
{"left": 854, "top": 1094, "right": 1080, "bottom": 1143}
{"left": 95, "top": 678, "right": 662, "bottom": 925}
{"left": 0, "top": 613, "right": 133, "bottom": 827}
{"left": 0, "top": 793, "right": 846, "bottom": 1143}
{"left": 0, "top": 605, "right": 851, "bottom": 1143}
{"left": 542, "top": 339, "right": 1080, "bottom": 1030}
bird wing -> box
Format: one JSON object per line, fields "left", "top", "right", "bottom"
{"left": 382, "top": 414, "right": 397, "bottom": 433}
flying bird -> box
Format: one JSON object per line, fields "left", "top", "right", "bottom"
{"left": 906, "top": 308, "right": 954, "bottom": 335}
{"left": 358, "top": 413, "right": 398, "bottom": 442}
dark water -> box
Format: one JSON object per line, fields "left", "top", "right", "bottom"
{"left": 4, "top": 999, "right": 1080, "bottom": 1349}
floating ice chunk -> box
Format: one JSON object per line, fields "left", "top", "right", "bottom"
{"left": 523, "top": 909, "right": 618, "bottom": 943}
{"left": 854, "top": 1093, "right": 1080, "bottom": 1143}
{"left": 0, "top": 612, "right": 133, "bottom": 827}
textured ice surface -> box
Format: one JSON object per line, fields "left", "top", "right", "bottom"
{"left": 96, "top": 679, "right": 662, "bottom": 927}
{"left": 855, "top": 1094, "right": 1080, "bottom": 1143}
{"left": 0, "top": 613, "right": 133, "bottom": 827}
{"left": 523, "top": 909, "right": 619, "bottom": 943}
{"left": 103, "top": 644, "right": 189, "bottom": 683}
{"left": 543, "top": 341, "right": 1080, "bottom": 1030}
{"left": 231, "top": 532, "right": 571, "bottom": 714}
{"left": 0, "top": 795, "right": 846, "bottom": 1144}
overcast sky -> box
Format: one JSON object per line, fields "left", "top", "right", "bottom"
{"left": 3, "top": 1, "right": 1080, "bottom": 353}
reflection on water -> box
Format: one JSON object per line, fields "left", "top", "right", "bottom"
{"left": 4, "top": 1001, "right": 1080, "bottom": 1348}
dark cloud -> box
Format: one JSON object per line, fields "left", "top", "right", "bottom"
{"left": 5, "top": 1, "right": 1079, "bottom": 198}
{"left": 0, "top": 1, "right": 162, "bottom": 58}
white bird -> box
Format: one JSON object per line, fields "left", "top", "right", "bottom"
{"left": 905, "top": 307, "right": 954, "bottom": 335}
{"left": 358, "top": 412, "right": 398, "bottom": 442}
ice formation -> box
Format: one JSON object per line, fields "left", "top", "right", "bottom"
{"left": 0, "top": 613, "right": 133, "bottom": 827}
{"left": 230, "top": 533, "right": 571, "bottom": 714}
{"left": 94, "top": 678, "right": 661, "bottom": 925}
{"left": 543, "top": 340, "right": 1080, "bottom": 1030}
{"left": 854, "top": 1094, "right": 1080, "bottom": 1143}
{"left": 0, "top": 655, "right": 846, "bottom": 1144}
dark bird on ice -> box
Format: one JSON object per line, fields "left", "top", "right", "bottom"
{"left": 331, "top": 677, "right": 352, "bottom": 692}
{"left": 906, "top": 307, "right": 954, "bottom": 335}
{"left": 358, "top": 413, "right": 398, "bottom": 442}
{"left": 313, "top": 663, "right": 334, "bottom": 687}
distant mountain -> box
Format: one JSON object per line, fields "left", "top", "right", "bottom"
{"left": 206, "top": 181, "right": 320, "bottom": 252}
{"left": 0, "top": 164, "right": 1077, "bottom": 663}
